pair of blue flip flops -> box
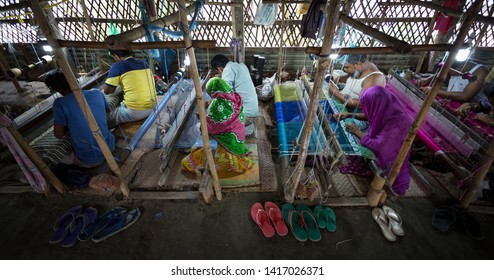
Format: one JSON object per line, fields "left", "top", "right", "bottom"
{"left": 79, "top": 207, "right": 141, "bottom": 243}
{"left": 49, "top": 205, "right": 97, "bottom": 248}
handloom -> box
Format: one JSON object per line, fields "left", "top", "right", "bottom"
{"left": 386, "top": 72, "right": 489, "bottom": 160}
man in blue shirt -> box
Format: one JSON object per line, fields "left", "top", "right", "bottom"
{"left": 210, "top": 54, "right": 259, "bottom": 117}
{"left": 45, "top": 70, "right": 115, "bottom": 168}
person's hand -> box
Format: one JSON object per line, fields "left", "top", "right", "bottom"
{"left": 473, "top": 113, "right": 494, "bottom": 126}
{"left": 415, "top": 79, "right": 428, "bottom": 87}
{"left": 454, "top": 103, "right": 474, "bottom": 118}
{"left": 345, "top": 123, "right": 363, "bottom": 138}
{"left": 333, "top": 112, "right": 350, "bottom": 121}
{"left": 328, "top": 82, "right": 338, "bottom": 95}
{"left": 420, "top": 86, "right": 432, "bottom": 94}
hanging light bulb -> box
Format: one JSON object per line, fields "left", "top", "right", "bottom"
{"left": 455, "top": 48, "right": 471, "bottom": 62}
{"left": 184, "top": 54, "right": 190, "bottom": 66}
{"left": 42, "top": 45, "right": 53, "bottom": 52}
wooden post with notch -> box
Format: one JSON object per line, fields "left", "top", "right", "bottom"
{"left": 178, "top": 0, "right": 222, "bottom": 201}
{"left": 287, "top": 0, "right": 342, "bottom": 203}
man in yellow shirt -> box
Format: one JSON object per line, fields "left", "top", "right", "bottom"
{"left": 103, "top": 49, "right": 157, "bottom": 128}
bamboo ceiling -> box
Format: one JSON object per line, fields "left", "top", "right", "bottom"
{"left": 0, "top": 0, "right": 493, "bottom": 48}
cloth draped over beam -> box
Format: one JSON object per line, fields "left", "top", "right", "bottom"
{"left": 0, "top": 114, "right": 46, "bottom": 192}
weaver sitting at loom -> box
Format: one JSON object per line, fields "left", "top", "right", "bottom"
{"left": 328, "top": 54, "right": 385, "bottom": 130}
{"left": 454, "top": 80, "right": 494, "bottom": 127}
{"left": 417, "top": 60, "right": 489, "bottom": 103}
{"left": 181, "top": 77, "right": 254, "bottom": 176}
{"left": 344, "top": 86, "right": 413, "bottom": 196}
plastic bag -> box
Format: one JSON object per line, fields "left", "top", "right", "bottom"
{"left": 254, "top": 3, "right": 278, "bottom": 26}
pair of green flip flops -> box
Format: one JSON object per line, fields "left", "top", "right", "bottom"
{"left": 282, "top": 203, "right": 321, "bottom": 242}
{"left": 314, "top": 205, "right": 336, "bottom": 232}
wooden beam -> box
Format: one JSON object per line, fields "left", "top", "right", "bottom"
{"left": 305, "top": 44, "right": 469, "bottom": 55}
{"left": 78, "top": 0, "right": 103, "bottom": 71}
{"left": 277, "top": 2, "right": 286, "bottom": 83}
{"left": 382, "top": 0, "right": 484, "bottom": 203}
{"left": 57, "top": 40, "right": 217, "bottom": 50}
{"left": 380, "top": 0, "right": 494, "bottom": 25}
{"left": 231, "top": 0, "right": 245, "bottom": 63}
{"left": 30, "top": 0, "right": 130, "bottom": 197}
{"left": 0, "top": 49, "right": 22, "bottom": 93}
{"left": 178, "top": 0, "right": 222, "bottom": 201}
{"left": 415, "top": 11, "right": 439, "bottom": 73}
{"left": 129, "top": 191, "right": 202, "bottom": 200}
{"left": 106, "top": 3, "right": 197, "bottom": 47}
{"left": 287, "top": 0, "right": 342, "bottom": 203}
{"left": 339, "top": 13, "right": 412, "bottom": 54}
{"left": 0, "top": 0, "right": 29, "bottom": 12}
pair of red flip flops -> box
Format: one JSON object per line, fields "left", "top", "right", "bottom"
{"left": 251, "top": 202, "right": 288, "bottom": 238}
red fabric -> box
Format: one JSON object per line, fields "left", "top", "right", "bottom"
{"left": 434, "top": 0, "right": 460, "bottom": 34}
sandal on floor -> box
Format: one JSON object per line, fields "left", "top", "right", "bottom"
{"left": 459, "top": 210, "right": 484, "bottom": 240}
{"left": 78, "top": 207, "right": 127, "bottom": 242}
{"left": 382, "top": 205, "right": 404, "bottom": 236}
{"left": 324, "top": 207, "right": 336, "bottom": 232}
{"left": 61, "top": 207, "right": 97, "bottom": 248}
{"left": 251, "top": 203, "right": 275, "bottom": 238}
{"left": 49, "top": 205, "right": 83, "bottom": 244}
{"left": 372, "top": 207, "right": 396, "bottom": 242}
{"left": 431, "top": 206, "right": 457, "bottom": 232}
{"left": 282, "top": 203, "right": 308, "bottom": 242}
{"left": 296, "top": 204, "right": 321, "bottom": 242}
{"left": 264, "top": 202, "right": 288, "bottom": 237}
{"left": 313, "top": 206, "right": 326, "bottom": 229}
{"left": 92, "top": 208, "right": 141, "bottom": 243}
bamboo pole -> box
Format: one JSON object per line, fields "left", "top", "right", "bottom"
{"left": 415, "top": 11, "right": 438, "bottom": 74}
{"left": 277, "top": 2, "right": 286, "bottom": 83}
{"left": 106, "top": 3, "right": 197, "bottom": 47}
{"left": 0, "top": 0, "right": 29, "bottom": 12}
{"left": 286, "top": 0, "right": 342, "bottom": 203}
{"left": 460, "top": 139, "right": 494, "bottom": 208}
{"left": 2, "top": 113, "right": 67, "bottom": 195}
{"left": 0, "top": 49, "right": 23, "bottom": 93}
{"left": 30, "top": 0, "right": 130, "bottom": 197}
{"left": 78, "top": 0, "right": 103, "bottom": 71}
{"left": 57, "top": 40, "right": 216, "bottom": 50}
{"left": 401, "top": 0, "right": 494, "bottom": 26}
{"left": 339, "top": 13, "right": 412, "bottom": 54}
{"left": 305, "top": 44, "right": 494, "bottom": 55}
{"left": 178, "top": 0, "right": 222, "bottom": 201}
{"left": 380, "top": 0, "right": 484, "bottom": 203}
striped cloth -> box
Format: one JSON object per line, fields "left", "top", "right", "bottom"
{"left": 0, "top": 114, "right": 47, "bottom": 192}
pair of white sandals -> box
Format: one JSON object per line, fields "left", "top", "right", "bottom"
{"left": 372, "top": 205, "right": 404, "bottom": 242}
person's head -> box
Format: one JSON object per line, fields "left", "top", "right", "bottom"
{"left": 484, "top": 80, "right": 494, "bottom": 106}
{"left": 109, "top": 49, "right": 132, "bottom": 61}
{"left": 44, "top": 69, "right": 71, "bottom": 95}
{"left": 210, "top": 54, "right": 230, "bottom": 74}
{"left": 342, "top": 54, "right": 368, "bottom": 78}
{"left": 206, "top": 77, "right": 232, "bottom": 95}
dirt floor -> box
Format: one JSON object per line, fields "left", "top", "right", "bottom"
{"left": 0, "top": 187, "right": 493, "bottom": 260}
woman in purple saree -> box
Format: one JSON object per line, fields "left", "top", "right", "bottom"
{"left": 346, "top": 85, "right": 412, "bottom": 195}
